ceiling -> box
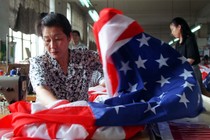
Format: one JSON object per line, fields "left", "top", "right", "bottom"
{"left": 75, "top": 0, "right": 210, "bottom": 43}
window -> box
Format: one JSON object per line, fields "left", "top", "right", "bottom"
{"left": 67, "top": 2, "right": 72, "bottom": 24}
{"left": 9, "top": 28, "right": 45, "bottom": 63}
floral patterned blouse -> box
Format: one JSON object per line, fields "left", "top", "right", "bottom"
{"left": 29, "top": 48, "right": 103, "bottom": 102}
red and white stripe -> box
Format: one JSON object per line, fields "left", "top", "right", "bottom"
{"left": 93, "top": 8, "right": 144, "bottom": 96}
{"left": 0, "top": 100, "right": 144, "bottom": 139}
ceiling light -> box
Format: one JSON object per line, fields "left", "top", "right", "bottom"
{"left": 79, "top": 0, "right": 92, "bottom": 8}
{"left": 191, "top": 24, "right": 201, "bottom": 33}
{"left": 168, "top": 38, "right": 179, "bottom": 45}
{"left": 88, "top": 10, "right": 99, "bottom": 22}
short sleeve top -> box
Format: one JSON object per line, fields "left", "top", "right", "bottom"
{"left": 29, "top": 48, "right": 103, "bottom": 102}
{"left": 175, "top": 36, "right": 200, "bottom": 65}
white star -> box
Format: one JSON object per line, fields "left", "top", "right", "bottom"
{"left": 157, "top": 75, "right": 170, "bottom": 87}
{"left": 108, "top": 105, "right": 125, "bottom": 114}
{"left": 118, "top": 94, "right": 122, "bottom": 98}
{"left": 144, "top": 103, "right": 159, "bottom": 114}
{"left": 141, "top": 99, "right": 146, "bottom": 103}
{"left": 157, "top": 92, "right": 166, "bottom": 105}
{"left": 143, "top": 82, "right": 147, "bottom": 90}
{"left": 158, "top": 92, "right": 167, "bottom": 104}
{"left": 119, "top": 61, "right": 132, "bottom": 75}
{"left": 178, "top": 56, "right": 187, "bottom": 64}
{"left": 135, "top": 56, "right": 147, "bottom": 69}
{"left": 176, "top": 92, "right": 190, "bottom": 108}
{"left": 155, "top": 54, "right": 169, "bottom": 68}
{"left": 197, "top": 93, "right": 201, "bottom": 105}
{"left": 151, "top": 105, "right": 159, "bottom": 114}
{"left": 159, "top": 92, "right": 166, "bottom": 99}
{"left": 128, "top": 83, "right": 138, "bottom": 92}
{"left": 179, "top": 69, "right": 193, "bottom": 80}
{"left": 182, "top": 81, "right": 194, "bottom": 91}
{"left": 137, "top": 33, "right": 151, "bottom": 47}
{"left": 161, "top": 40, "right": 164, "bottom": 45}
{"left": 144, "top": 103, "right": 151, "bottom": 113}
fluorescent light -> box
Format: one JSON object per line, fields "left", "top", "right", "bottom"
{"left": 174, "top": 38, "right": 179, "bottom": 42}
{"left": 168, "top": 38, "right": 179, "bottom": 45}
{"left": 79, "top": 0, "right": 91, "bottom": 8}
{"left": 168, "top": 41, "right": 173, "bottom": 45}
{"left": 191, "top": 25, "right": 201, "bottom": 33}
{"left": 88, "top": 10, "right": 99, "bottom": 22}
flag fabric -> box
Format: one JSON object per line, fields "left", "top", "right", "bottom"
{"left": 88, "top": 85, "right": 109, "bottom": 102}
{"left": 199, "top": 64, "right": 210, "bottom": 80}
{"left": 199, "top": 65, "right": 210, "bottom": 91}
{"left": 0, "top": 100, "right": 144, "bottom": 139}
{"left": 0, "top": 8, "right": 204, "bottom": 139}
{"left": 92, "top": 8, "right": 203, "bottom": 125}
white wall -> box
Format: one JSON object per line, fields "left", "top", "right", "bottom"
{"left": 55, "top": 0, "right": 67, "bottom": 16}
{"left": 0, "top": 0, "right": 9, "bottom": 41}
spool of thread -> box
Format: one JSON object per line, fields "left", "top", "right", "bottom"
{"left": 0, "top": 70, "right": 3, "bottom": 76}
{"left": 10, "top": 69, "right": 17, "bottom": 76}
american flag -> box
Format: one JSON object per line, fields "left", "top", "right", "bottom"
{"left": 92, "top": 8, "right": 203, "bottom": 126}
{"left": 200, "top": 65, "right": 210, "bottom": 91}
{"left": 0, "top": 8, "right": 204, "bottom": 139}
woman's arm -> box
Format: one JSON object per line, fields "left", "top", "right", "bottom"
{"left": 35, "top": 85, "right": 57, "bottom": 106}
{"left": 187, "top": 58, "right": 195, "bottom": 65}
{"left": 29, "top": 56, "right": 58, "bottom": 106}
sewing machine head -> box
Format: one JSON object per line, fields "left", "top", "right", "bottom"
{"left": 0, "top": 76, "right": 27, "bottom": 104}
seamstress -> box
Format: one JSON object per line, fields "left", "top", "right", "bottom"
{"left": 29, "top": 12, "right": 104, "bottom": 106}
{"left": 170, "top": 17, "right": 210, "bottom": 97}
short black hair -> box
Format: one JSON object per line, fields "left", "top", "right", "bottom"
{"left": 35, "top": 12, "right": 72, "bottom": 38}
{"left": 35, "top": 12, "right": 48, "bottom": 36}
{"left": 72, "top": 30, "right": 80, "bottom": 37}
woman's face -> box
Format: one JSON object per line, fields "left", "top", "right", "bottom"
{"left": 42, "top": 26, "right": 70, "bottom": 60}
{"left": 170, "top": 23, "right": 181, "bottom": 38}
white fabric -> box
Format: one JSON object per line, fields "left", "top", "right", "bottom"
{"left": 92, "top": 126, "right": 126, "bottom": 139}
{"left": 56, "top": 124, "right": 88, "bottom": 140}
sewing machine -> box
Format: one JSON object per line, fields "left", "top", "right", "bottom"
{"left": 0, "top": 75, "right": 27, "bottom": 104}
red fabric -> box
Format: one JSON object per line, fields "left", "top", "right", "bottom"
{"left": 8, "top": 100, "right": 31, "bottom": 113}
{"left": 0, "top": 114, "right": 13, "bottom": 128}
{"left": 93, "top": 8, "right": 122, "bottom": 95}
{"left": 199, "top": 65, "right": 210, "bottom": 80}
{"left": 4, "top": 101, "right": 96, "bottom": 139}
{"left": 93, "top": 8, "right": 122, "bottom": 64}
{"left": 93, "top": 8, "right": 144, "bottom": 96}
{"left": 46, "top": 123, "right": 60, "bottom": 139}
{"left": 123, "top": 126, "right": 145, "bottom": 139}
{"left": 13, "top": 108, "right": 95, "bottom": 137}
{"left": 0, "top": 100, "right": 144, "bottom": 139}
{"left": 116, "top": 21, "right": 144, "bottom": 41}
{"left": 11, "top": 138, "right": 43, "bottom": 140}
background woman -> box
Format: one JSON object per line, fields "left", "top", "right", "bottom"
{"left": 170, "top": 17, "right": 210, "bottom": 97}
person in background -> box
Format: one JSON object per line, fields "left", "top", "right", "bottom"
{"left": 70, "top": 30, "right": 87, "bottom": 49}
{"left": 29, "top": 12, "right": 104, "bottom": 106}
{"left": 170, "top": 17, "right": 210, "bottom": 97}
{"left": 202, "top": 55, "right": 210, "bottom": 67}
